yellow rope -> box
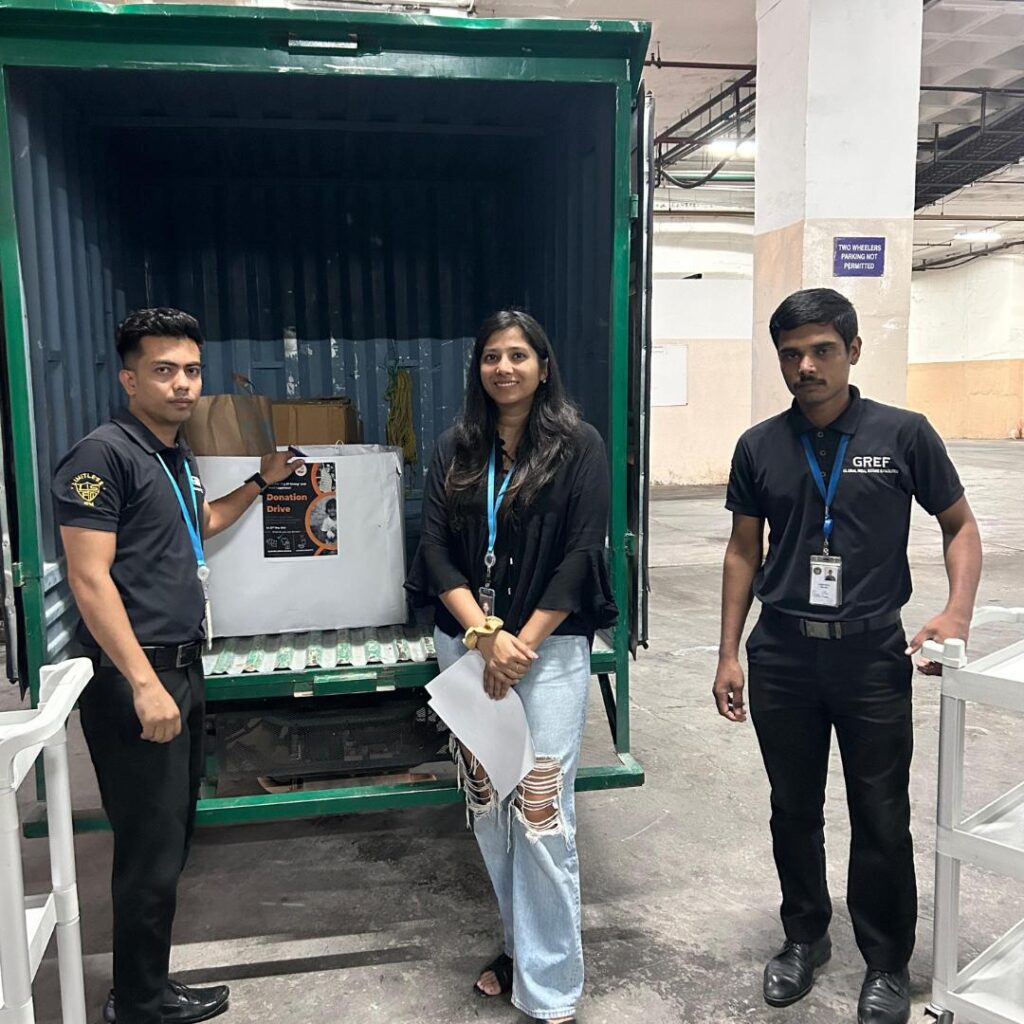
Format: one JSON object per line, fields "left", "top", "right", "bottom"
{"left": 385, "top": 366, "right": 418, "bottom": 465}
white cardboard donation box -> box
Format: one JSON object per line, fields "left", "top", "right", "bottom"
{"left": 197, "top": 445, "right": 406, "bottom": 637}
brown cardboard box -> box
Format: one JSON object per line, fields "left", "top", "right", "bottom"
{"left": 271, "top": 397, "right": 362, "bottom": 446}
{"left": 184, "top": 394, "right": 276, "bottom": 456}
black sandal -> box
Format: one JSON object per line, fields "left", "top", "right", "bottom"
{"left": 473, "top": 952, "right": 513, "bottom": 997}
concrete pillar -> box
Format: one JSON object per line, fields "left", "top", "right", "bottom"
{"left": 752, "top": 0, "right": 922, "bottom": 423}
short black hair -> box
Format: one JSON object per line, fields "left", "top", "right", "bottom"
{"left": 769, "top": 288, "right": 859, "bottom": 350}
{"left": 116, "top": 308, "right": 204, "bottom": 366}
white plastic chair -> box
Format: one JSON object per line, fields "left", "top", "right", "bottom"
{"left": 0, "top": 658, "right": 92, "bottom": 1024}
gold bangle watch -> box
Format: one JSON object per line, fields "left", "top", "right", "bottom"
{"left": 463, "top": 616, "right": 504, "bottom": 650}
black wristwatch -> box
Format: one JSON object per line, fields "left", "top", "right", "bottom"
{"left": 245, "top": 472, "right": 269, "bottom": 494}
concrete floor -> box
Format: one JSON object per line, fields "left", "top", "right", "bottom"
{"left": 9, "top": 439, "right": 1024, "bottom": 1024}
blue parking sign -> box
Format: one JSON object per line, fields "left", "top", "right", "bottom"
{"left": 833, "top": 237, "right": 885, "bottom": 277}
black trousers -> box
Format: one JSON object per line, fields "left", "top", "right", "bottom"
{"left": 78, "top": 659, "right": 205, "bottom": 1024}
{"left": 746, "top": 610, "right": 916, "bottom": 971}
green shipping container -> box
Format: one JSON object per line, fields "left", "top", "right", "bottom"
{"left": 0, "top": 0, "right": 653, "bottom": 832}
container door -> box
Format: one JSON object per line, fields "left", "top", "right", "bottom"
{"left": 0, "top": 312, "right": 23, "bottom": 691}
{"left": 626, "top": 88, "right": 654, "bottom": 654}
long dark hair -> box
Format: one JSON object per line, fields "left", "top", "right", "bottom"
{"left": 446, "top": 310, "right": 580, "bottom": 521}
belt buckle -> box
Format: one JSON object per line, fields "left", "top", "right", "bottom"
{"left": 804, "top": 620, "right": 832, "bottom": 640}
{"left": 175, "top": 643, "right": 195, "bottom": 669}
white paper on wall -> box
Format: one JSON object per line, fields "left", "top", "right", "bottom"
{"left": 651, "top": 344, "right": 688, "bottom": 407}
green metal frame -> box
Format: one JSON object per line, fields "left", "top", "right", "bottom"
{"left": 23, "top": 753, "right": 645, "bottom": 835}
{"left": 0, "top": 0, "right": 649, "bottom": 831}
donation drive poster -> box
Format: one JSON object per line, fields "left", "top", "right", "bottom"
{"left": 262, "top": 460, "right": 338, "bottom": 558}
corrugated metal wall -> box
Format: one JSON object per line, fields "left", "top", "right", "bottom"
{"left": 7, "top": 71, "right": 141, "bottom": 660}
{"left": 7, "top": 67, "right": 615, "bottom": 658}
{"left": 521, "top": 87, "right": 615, "bottom": 438}
{"left": 8, "top": 71, "right": 137, "bottom": 561}
{"left": 128, "top": 172, "right": 511, "bottom": 483}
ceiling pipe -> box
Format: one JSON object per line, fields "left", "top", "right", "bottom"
{"left": 920, "top": 85, "right": 1024, "bottom": 97}
{"left": 916, "top": 213, "right": 1024, "bottom": 220}
{"left": 645, "top": 43, "right": 755, "bottom": 72}
{"left": 651, "top": 209, "right": 1024, "bottom": 223}
{"left": 646, "top": 58, "right": 757, "bottom": 71}
{"left": 654, "top": 208, "right": 754, "bottom": 217}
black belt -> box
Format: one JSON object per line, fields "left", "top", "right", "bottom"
{"left": 94, "top": 641, "right": 203, "bottom": 671}
{"left": 762, "top": 607, "right": 902, "bottom": 641}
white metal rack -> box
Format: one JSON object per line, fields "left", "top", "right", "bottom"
{"left": 924, "top": 607, "right": 1024, "bottom": 1024}
{"left": 1, "top": 658, "right": 92, "bottom": 1024}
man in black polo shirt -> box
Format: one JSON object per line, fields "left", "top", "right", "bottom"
{"left": 53, "top": 309, "right": 295, "bottom": 1024}
{"left": 713, "top": 289, "right": 982, "bottom": 1024}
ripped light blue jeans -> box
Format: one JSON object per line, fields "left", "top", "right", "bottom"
{"left": 434, "top": 628, "right": 591, "bottom": 1021}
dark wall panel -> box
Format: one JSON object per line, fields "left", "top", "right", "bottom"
{"left": 521, "top": 87, "right": 615, "bottom": 438}
{"left": 8, "top": 71, "right": 136, "bottom": 563}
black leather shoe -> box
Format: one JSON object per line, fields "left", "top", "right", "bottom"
{"left": 858, "top": 967, "right": 910, "bottom": 1024}
{"left": 103, "top": 978, "right": 230, "bottom": 1023}
{"left": 763, "top": 934, "right": 832, "bottom": 1007}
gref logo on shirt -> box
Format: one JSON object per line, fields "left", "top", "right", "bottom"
{"left": 844, "top": 455, "right": 898, "bottom": 475}
{"left": 71, "top": 472, "right": 105, "bottom": 506}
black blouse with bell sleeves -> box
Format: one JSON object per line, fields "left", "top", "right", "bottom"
{"left": 404, "top": 421, "right": 618, "bottom": 641}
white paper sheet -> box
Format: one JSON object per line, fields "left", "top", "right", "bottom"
{"left": 426, "top": 651, "right": 535, "bottom": 801}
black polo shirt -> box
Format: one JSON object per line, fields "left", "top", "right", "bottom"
{"left": 52, "top": 407, "right": 208, "bottom": 647}
{"left": 726, "top": 386, "right": 964, "bottom": 621}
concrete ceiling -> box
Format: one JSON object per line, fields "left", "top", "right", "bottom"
{"left": 914, "top": 163, "right": 1024, "bottom": 267}
{"left": 479, "top": 0, "right": 1024, "bottom": 267}
{"left": 474, "top": 0, "right": 757, "bottom": 136}
{"left": 921, "top": 0, "right": 1024, "bottom": 131}
{"left": 916, "top": 0, "right": 1024, "bottom": 266}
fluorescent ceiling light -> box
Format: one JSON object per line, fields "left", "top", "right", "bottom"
{"left": 953, "top": 229, "right": 1001, "bottom": 243}
{"left": 706, "top": 138, "right": 756, "bottom": 160}
{"left": 706, "top": 138, "right": 737, "bottom": 158}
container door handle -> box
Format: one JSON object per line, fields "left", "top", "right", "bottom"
{"left": 286, "top": 34, "right": 359, "bottom": 55}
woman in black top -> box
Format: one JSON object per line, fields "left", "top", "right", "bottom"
{"left": 406, "top": 310, "right": 616, "bottom": 1024}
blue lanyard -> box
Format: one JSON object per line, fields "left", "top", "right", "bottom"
{"left": 485, "top": 443, "right": 514, "bottom": 578}
{"left": 155, "top": 454, "right": 206, "bottom": 573}
{"left": 800, "top": 432, "right": 850, "bottom": 554}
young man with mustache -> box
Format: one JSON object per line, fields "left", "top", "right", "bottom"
{"left": 713, "top": 288, "right": 982, "bottom": 1024}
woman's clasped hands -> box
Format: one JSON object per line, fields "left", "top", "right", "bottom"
{"left": 476, "top": 630, "right": 538, "bottom": 700}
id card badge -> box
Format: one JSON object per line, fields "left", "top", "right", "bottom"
{"left": 809, "top": 555, "right": 842, "bottom": 608}
{"left": 197, "top": 565, "right": 213, "bottom": 649}
{"left": 478, "top": 587, "right": 496, "bottom": 617}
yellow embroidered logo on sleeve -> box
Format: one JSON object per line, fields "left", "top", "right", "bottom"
{"left": 71, "top": 472, "right": 105, "bottom": 507}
